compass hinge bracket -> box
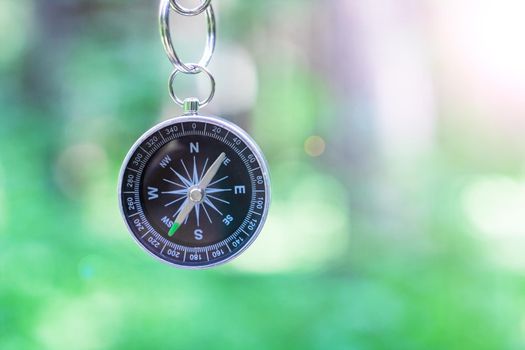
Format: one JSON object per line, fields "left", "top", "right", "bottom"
{"left": 183, "top": 98, "right": 200, "bottom": 115}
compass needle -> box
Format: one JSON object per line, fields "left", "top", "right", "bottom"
{"left": 173, "top": 198, "right": 188, "bottom": 217}
{"left": 168, "top": 152, "right": 226, "bottom": 235}
{"left": 168, "top": 223, "right": 181, "bottom": 237}
{"left": 198, "top": 152, "right": 226, "bottom": 189}
{"left": 169, "top": 200, "right": 195, "bottom": 236}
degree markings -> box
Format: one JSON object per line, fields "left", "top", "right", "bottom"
{"left": 141, "top": 229, "right": 153, "bottom": 239}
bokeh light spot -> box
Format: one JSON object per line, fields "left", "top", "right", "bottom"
{"left": 36, "top": 292, "right": 123, "bottom": 350}
{"left": 78, "top": 256, "right": 97, "bottom": 281}
{"left": 304, "top": 136, "right": 326, "bottom": 157}
{"left": 54, "top": 143, "right": 109, "bottom": 199}
{"left": 0, "top": 1, "right": 30, "bottom": 67}
{"left": 463, "top": 175, "right": 525, "bottom": 269}
{"left": 463, "top": 176, "right": 525, "bottom": 238}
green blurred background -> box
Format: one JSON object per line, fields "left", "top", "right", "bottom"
{"left": 2, "top": 0, "right": 525, "bottom": 349}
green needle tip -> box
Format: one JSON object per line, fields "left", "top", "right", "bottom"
{"left": 168, "top": 223, "right": 180, "bottom": 237}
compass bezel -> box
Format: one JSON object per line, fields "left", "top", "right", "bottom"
{"left": 118, "top": 114, "right": 271, "bottom": 269}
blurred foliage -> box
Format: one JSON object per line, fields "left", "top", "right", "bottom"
{"left": 1, "top": 1, "right": 525, "bottom": 350}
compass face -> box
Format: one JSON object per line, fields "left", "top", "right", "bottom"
{"left": 118, "top": 115, "right": 270, "bottom": 268}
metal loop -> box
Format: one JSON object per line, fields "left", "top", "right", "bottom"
{"left": 169, "top": 64, "right": 216, "bottom": 108}
{"left": 170, "top": 0, "right": 211, "bottom": 16}
{"left": 160, "top": 0, "right": 216, "bottom": 73}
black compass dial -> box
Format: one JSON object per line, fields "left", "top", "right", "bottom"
{"left": 119, "top": 116, "right": 270, "bottom": 268}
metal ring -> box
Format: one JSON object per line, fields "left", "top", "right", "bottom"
{"left": 170, "top": 0, "right": 211, "bottom": 16}
{"left": 169, "top": 64, "right": 216, "bottom": 108}
{"left": 160, "top": 0, "right": 216, "bottom": 73}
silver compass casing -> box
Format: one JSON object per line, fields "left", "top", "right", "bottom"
{"left": 118, "top": 114, "right": 271, "bottom": 269}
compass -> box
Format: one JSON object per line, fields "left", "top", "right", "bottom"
{"left": 118, "top": 115, "right": 271, "bottom": 268}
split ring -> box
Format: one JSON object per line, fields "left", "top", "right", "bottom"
{"left": 170, "top": 0, "right": 211, "bottom": 16}
{"left": 160, "top": 0, "right": 216, "bottom": 73}
{"left": 169, "top": 64, "right": 216, "bottom": 108}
